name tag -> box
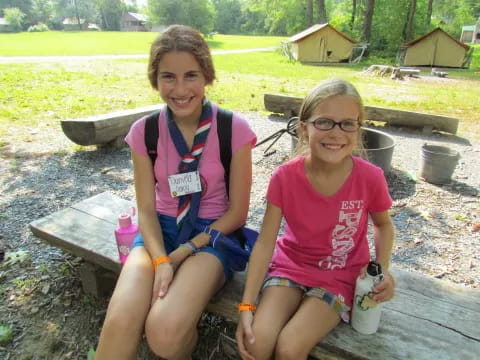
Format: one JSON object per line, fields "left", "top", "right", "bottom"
{"left": 168, "top": 171, "right": 202, "bottom": 197}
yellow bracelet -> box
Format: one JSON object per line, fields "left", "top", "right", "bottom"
{"left": 238, "top": 302, "right": 256, "bottom": 312}
{"left": 153, "top": 256, "right": 171, "bottom": 270}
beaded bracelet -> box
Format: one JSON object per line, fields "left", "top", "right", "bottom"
{"left": 237, "top": 302, "right": 256, "bottom": 313}
{"left": 152, "top": 255, "right": 171, "bottom": 270}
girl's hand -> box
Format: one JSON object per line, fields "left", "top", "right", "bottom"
{"left": 236, "top": 311, "right": 256, "bottom": 360}
{"left": 151, "top": 262, "right": 174, "bottom": 304}
{"left": 373, "top": 272, "right": 395, "bottom": 303}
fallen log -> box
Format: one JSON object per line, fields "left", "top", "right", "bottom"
{"left": 61, "top": 104, "right": 162, "bottom": 147}
{"left": 264, "top": 93, "right": 459, "bottom": 134}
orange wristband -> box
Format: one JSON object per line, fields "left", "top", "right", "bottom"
{"left": 153, "top": 256, "right": 171, "bottom": 270}
{"left": 238, "top": 302, "right": 256, "bottom": 312}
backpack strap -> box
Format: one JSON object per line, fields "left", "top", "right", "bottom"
{"left": 217, "top": 108, "right": 247, "bottom": 248}
{"left": 144, "top": 110, "right": 161, "bottom": 178}
{"left": 216, "top": 108, "right": 233, "bottom": 196}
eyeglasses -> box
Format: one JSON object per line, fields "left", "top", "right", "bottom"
{"left": 307, "top": 117, "right": 360, "bottom": 132}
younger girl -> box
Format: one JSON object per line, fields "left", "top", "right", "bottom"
{"left": 236, "top": 78, "right": 395, "bottom": 360}
{"left": 95, "top": 25, "right": 256, "bottom": 359}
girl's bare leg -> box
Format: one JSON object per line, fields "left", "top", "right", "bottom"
{"left": 95, "top": 247, "right": 154, "bottom": 360}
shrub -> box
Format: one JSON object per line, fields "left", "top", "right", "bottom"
{"left": 27, "top": 23, "right": 49, "bottom": 32}
{"left": 4, "top": 7, "right": 25, "bottom": 32}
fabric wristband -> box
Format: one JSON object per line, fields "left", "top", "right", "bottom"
{"left": 238, "top": 302, "right": 256, "bottom": 312}
{"left": 203, "top": 226, "right": 222, "bottom": 247}
{"left": 153, "top": 255, "right": 171, "bottom": 270}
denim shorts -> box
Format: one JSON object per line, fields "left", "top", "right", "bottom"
{"left": 262, "top": 276, "right": 351, "bottom": 322}
{"left": 131, "top": 214, "right": 232, "bottom": 280}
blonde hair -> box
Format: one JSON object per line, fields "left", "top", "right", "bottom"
{"left": 148, "top": 24, "right": 215, "bottom": 90}
{"left": 295, "top": 78, "right": 366, "bottom": 156}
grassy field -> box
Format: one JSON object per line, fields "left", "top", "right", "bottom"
{"left": 0, "top": 35, "right": 479, "bottom": 147}
{"left": 0, "top": 31, "right": 285, "bottom": 56}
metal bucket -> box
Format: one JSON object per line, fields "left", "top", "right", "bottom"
{"left": 420, "top": 144, "right": 460, "bottom": 184}
{"left": 362, "top": 128, "right": 396, "bottom": 174}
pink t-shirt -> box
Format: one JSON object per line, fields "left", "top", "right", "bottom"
{"left": 266, "top": 155, "right": 392, "bottom": 307}
{"left": 125, "top": 103, "right": 256, "bottom": 219}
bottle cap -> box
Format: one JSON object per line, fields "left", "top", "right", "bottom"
{"left": 367, "top": 261, "right": 382, "bottom": 276}
{"left": 118, "top": 213, "right": 132, "bottom": 228}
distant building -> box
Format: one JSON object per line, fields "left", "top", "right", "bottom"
{"left": 398, "top": 28, "right": 470, "bottom": 68}
{"left": 289, "top": 24, "right": 357, "bottom": 63}
{"left": 120, "top": 12, "right": 148, "bottom": 32}
{"left": 0, "top": 17, "right": 14, "bottom": 32}
{"left": 63, "top": 17, "right": 88, "bottom": 31}
{"left": 460, "top": 17, "right": 480, "bottom": 44}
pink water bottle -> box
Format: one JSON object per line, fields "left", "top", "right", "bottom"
{"left": 114, "top": 207, "right": 139, "bottom": 263}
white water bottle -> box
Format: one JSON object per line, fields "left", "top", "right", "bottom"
{"left": 351, "top": 261, "right": 384, "bottom": 334}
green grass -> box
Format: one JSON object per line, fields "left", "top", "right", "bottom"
{"left": 0, "top": 31, "right": 285, "bottom": 56}
{"left": 0, "top": 40, "right": 479, "bottom": 147}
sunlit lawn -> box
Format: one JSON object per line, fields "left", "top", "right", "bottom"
{"left": 0, "top": 31, "right": 286, "bottom": 56}
{"left": 0, "top": 42, "right": 479, "bottom": 148}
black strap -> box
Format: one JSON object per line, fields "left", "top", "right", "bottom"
{"left": 144, "top": 110, "right": 161, "bottom": 166}
{"left": 216, "top": 108, "right": 233, "bottom": 196}
{"left": 217, "top": 108, "right": 247, "bottom": 248}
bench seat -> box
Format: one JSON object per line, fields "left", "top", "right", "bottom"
{"left": 29, "top": 192, "right": 480, "bottom": 359}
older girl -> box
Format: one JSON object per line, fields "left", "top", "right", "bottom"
{"left": 95, "top": 25, "right": 256, "bottom": 360}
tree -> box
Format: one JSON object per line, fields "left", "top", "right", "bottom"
{"left": 307, "top": 0, "right": 313, "bottom": 26}
{"left": 95, "top": 0, "right": 124, "bottom": 30}
{"left": 31, "top": 0, "right": 54, "bottom": 25}
{"left": 317, "top": 0, "right": 327, "bottom": 24}
{"left": 425, "top": 0, "right": 433, "bottom": 27}
{"left": 362, "top": 0, "right": 375, "bottom": 44}
{"left": 350, "top": 0, "right": 357, "bottom": 30}
{"left": 4, "top": 7, "right": 25, "bottom": 32}
{"left": 148, "top": 0, "right": 214, "bottom": 34}
{"left": 403, "top": 0, "right": 416, "bottom": 41}
{"left": 213, "top": 0, "right": 242, "bottom": 34}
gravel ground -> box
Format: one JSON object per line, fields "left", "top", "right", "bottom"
{"left": 0, "top": 111, "right": 479, "bottom": 359}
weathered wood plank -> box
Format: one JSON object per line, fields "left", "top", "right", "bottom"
{"left": 61, "top": 104, "right": 161, "bottom": 146}
{"left": 210, "top": 268, "right": 480, "bottom": 360}
{"left": 30, "top": 207, "right": 121, "bottom": 273}
{"left": 264, "top": 94, "right": 459, "bottom": 134}
{"left": 29, "top": 192, "right": 480, "bottom": 359}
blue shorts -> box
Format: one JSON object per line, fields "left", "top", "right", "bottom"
{"left": 131, "top": 214, "right": 232, "bottom": 280}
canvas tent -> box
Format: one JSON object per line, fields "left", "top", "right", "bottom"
{"left": 399, "top": 28, "right": 470, "bottom": 68}
{"left": 289, "top": 24, "right": 357, "bottom": 63}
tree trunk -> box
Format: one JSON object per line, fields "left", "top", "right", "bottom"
{"left": 350, "top": 0, "right": 357, "bottom": 30}
{"left": 307, "top": 0, "right": 313, "bottom": 26}
{"left": 362, "top": 0, "right": 375, "bottom": 44}
{"left": 404, "top": 0, "right": 417, "bottom": 41}
{"left": 425, "top": 0, "right": 433, "bottom": 27}
{"left": 73, "top": 0, "right": 81, "bottom": 29}
{"left": 317, "top": 0, "right": 328, "bottom": 24}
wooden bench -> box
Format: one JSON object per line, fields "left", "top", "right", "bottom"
{"left": 399, "top": 68, "right": 421, "bottom": 77}
{"left": 61, "top": 105, "right": 161, "bottom": 147}
{"left": 431, "top": 68, "right": 449, "bottom": 78}
{"left": 29, "top": 192, "right": 480, "bottom": 359}
{"left": 264, "top": 93, "right": 460, "bottom": 134}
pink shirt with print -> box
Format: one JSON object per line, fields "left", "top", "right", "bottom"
{"left": 266, "top": 155, "right": 392, "bottom": 307}
{"left": 125, "top": 103, "right": 256, "bottom": 219}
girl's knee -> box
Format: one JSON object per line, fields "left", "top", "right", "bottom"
{"left": 275, "top": 333, "right": 310, "bottom": 360}
{"left": 145, "top": 314, "right": 194, "bottom": 358}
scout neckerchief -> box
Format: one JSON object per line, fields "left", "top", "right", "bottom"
{"left": 167, "top": 100, "right": 212, "bottom": 244}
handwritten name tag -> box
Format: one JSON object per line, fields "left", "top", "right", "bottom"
{"left": 168, "top": 171, "right": 202, "bottom": 197}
